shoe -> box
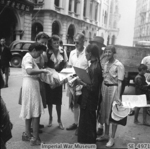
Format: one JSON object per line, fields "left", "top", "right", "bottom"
{"left": 30, "top": 128, "right": 43, "bottom": 133}
{"left": 97, "top": 128, "right": 103, "bottom": 136}
{"left": 106, "top": 138, "right": 115, "bottom": 147}
{"left": 22, "top": 132, "right": 32, "bottom": 141}
{"left": 58, "top": 122, "right": 64, "bottom": 130}
{"left": 48, "top": 118, "right": 53, "bottom": 127}
{"left": 134, "top": 120, "right": 140, "bottom": 124}
{"left": 30, "top": 137, "right": 41, "bottom": 146}
{"left": 39, "top": 124, "right": 44, "bottom": 129}
{"left": 129, "top": 110, "right": 135, "bottom": 116}
{"left": 143, "top": 122, "right": 150, "bottom": 126}
{"left": 96, "top": 135, "right": 109, "bottom": 141}
{"left": 66, "top": 123, "right": 77, "bottom": 130}
{"left": 4, "top": 84, "right": 8, "bottom": 88}
{"left": 75, "top": 127, "right": 78, "bottom": 136}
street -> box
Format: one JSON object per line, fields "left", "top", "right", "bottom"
{"left": 1, "top": 68, "right": 150, "bottom": 149}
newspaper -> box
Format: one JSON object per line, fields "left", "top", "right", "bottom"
{"left": 122, "top": 94, "right": 150, "bottom": 108}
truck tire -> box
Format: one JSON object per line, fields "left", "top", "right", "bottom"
{"left": 11, "top": 56, "right": 22, "bottom": 68}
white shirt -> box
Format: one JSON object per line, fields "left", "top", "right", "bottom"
{"left": 68, "top": 47, "right": 88, "bottom": 69}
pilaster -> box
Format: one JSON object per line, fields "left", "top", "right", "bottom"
{"left": 43, "top": 12, "right": 52, "bottom": 36}
{"left": 22, "top": 13, "right": 32, "bottom": 40}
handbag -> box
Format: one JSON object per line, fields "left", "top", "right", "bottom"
{"left": 18, "top": 87, "right": 22, "bottom": 105}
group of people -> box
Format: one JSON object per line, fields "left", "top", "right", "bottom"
{"left": 18, "top": 31, "right": 129, "bottom": 147}
{"left": 0, "top": 31, "right": 150, "bottom": 148}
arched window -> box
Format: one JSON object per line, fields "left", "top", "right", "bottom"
{"left": 104, "top": 11, "right": 107, "bottom": 24}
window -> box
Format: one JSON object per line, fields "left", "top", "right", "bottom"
{"left": 23, "top": 43, "right": 32, "bottom": 50}
{"left": 55, "top": 0, "right": 59, "bottom": 7}
{"left": 83, "top": 0, "right": 87, "bottom": 17}
{"left": 104, "top": 11, "right": 108, "bottom": 25}
{"left": 113, "top": 21, "right": 117, "bottom": 28}
{"left": 74, "top": 0, "right": 78, "bottom": 13}
{"left": 69, "top": 0, "right": 72, "bottom": 11}
{"left": 95, "top": 3, "right": 98, "bottom": 21}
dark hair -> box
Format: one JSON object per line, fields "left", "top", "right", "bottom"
{"left": 105, "top": 45, "right": 116, "bottom": 54}
{"left": 138, "top": 64, "right": 147, "bottom": 72}
{"left": 47, "top": 35, "right": 60, "bottom": 50}
{"left": 28, "top": 43, "right": 46, "bottom": 52}
{"left": 60, "top": 40, "right": 63, "bottom": 46}
{"left": 35, "top": 32, "right": 49, "bottom": 41}
{"left": 86, "top": 43, "right": 99, "bottom": 59}
{"left": 51, "top": 34, "right": 60, "bottom": 41}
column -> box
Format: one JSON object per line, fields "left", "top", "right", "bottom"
{"left": 48, "top": 0, "right": 54, "bottom": 10}
{"left": 92, "top": 1, "right": 96, "bottom": 21}
{"left": 76, "top": 0, "right": 80, "bottom": 14}
{"left": 22, "top": 13, "right": 32, "bottom": 40}
{"left": 85, "top": 0, "right": 90, "bottom": 19}
{"left": 79, "top": 0, "right": 84, "bottom": 20}
{"left": 62, "top": 21, "right": 67, "bottom": 44}
{"left": 71, "top": 0, "right": 75, "bottom": 12}
{"left": 64, "top": 0, "right": 69, "bottom": 14}
{"left": 43, "top": 12, "right": 52, "bottom": 36}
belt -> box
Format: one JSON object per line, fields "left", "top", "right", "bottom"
{"left": 104, "top": 83, "right": 118, "bottom": 87}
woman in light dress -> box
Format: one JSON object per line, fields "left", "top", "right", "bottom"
{"left": 19, "top": 43, "right": 48, "bottom": 146}
{"left": 97, "top": 45, "right": 126, "bottom": 147}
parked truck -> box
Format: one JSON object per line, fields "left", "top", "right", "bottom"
{"left": 114, "top": 45, "right": 150, "bottom": 86}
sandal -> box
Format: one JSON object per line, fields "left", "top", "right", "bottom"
{"left": 58, "top": 122, "right": 64, "bottom": 130}
{"left": 22, "top": 132, "right": 32, "bottom": 141}
{"left": 30, "top": 137, "right": 41, "bottom": 146}
{"left": 48, "top": 118, "right": 53, "bottom": 127}
{"left": 96, "top": 135, "right": 109, "bottom": 141}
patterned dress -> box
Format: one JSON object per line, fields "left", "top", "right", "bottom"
{"left": 100, "top": 59, "right": 125, "bottom": 125}
{"left": 19, "top": 53, "right": 44, "bottom": 119}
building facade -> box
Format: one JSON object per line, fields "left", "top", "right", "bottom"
{"left": 0, "top": 0, "right": 34, "bottom": 45}
{"left": 0, "top": 0, "right": 120, "bottom": 45}
{"left": 133, "top": 0, "right": 150, "bottom": 45}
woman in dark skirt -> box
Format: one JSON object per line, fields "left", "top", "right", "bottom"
{"left": 78, "top": 44, "right": 103, "bottom": 144}
{"left": 45, "top": 35, "right": 68, "bottom": 129}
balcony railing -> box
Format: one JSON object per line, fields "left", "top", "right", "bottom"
{"left": 34, "top": 2, "right": 44, "bottom": 9}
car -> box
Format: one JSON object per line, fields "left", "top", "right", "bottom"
{"left": 10, "top": 40, "right": 75, "bottom": 68}
{"left": 10, "top": 40, "right": 35, "bottom": 68}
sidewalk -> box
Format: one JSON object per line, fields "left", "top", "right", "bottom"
{"left": 1, "top": 72, "right": 150, "bottom": 149}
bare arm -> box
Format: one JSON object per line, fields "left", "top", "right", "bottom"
{"left": 26, "top": 68, "right": 48, "bottom": 75}
{"left": 117, "top": 79, "right": 123, "bottom": 103}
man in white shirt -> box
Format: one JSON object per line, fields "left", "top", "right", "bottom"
{"left": 66, "top": 33, "right": 88, "bottom": 135}
{"left": 141, "top": 54, "right": 150, "bottom": 83}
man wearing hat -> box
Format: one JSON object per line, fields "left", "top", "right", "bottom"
{"left": 89, "top": 36, "right": 107, "bottom": 136}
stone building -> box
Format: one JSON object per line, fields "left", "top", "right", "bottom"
{"left": 133, "top": 0, "right": 150, "bottom": 45}
{"left": 0, "top": 0, "right": 120, "bottom": 45}
{"left": 0, "top": 0, "right": 34, "bottom": 45}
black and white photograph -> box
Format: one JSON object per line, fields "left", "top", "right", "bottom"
{"left": 0, "top": 0, "right": 150, "bottom": 149}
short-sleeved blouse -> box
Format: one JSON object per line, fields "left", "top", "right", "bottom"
{"left": 22, "top": 53, "right": 40, "bottom": 78}
{"left": 103, "top": 59, "right": 125, "bottom": 84}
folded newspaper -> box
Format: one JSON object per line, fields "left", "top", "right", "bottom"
{"left": 122, "top": 94, "right": 150, "bottom": 108}
{"left": 40, "top": 68, "right": 75, "bottom": 88}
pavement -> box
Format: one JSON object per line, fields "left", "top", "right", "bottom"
{"left": 1, "top": 68, "right": 150, "bottom": 149}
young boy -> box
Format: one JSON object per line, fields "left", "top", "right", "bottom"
{"left": 134, "top": 64, "right": 150, "bottom": 126}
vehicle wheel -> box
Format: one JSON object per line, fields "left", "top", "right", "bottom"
{"left": 146, "top": 107, "right": 150, "bottom": 116}
{"left": 11, "top": 56, "right": 22, "bottom": 68}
